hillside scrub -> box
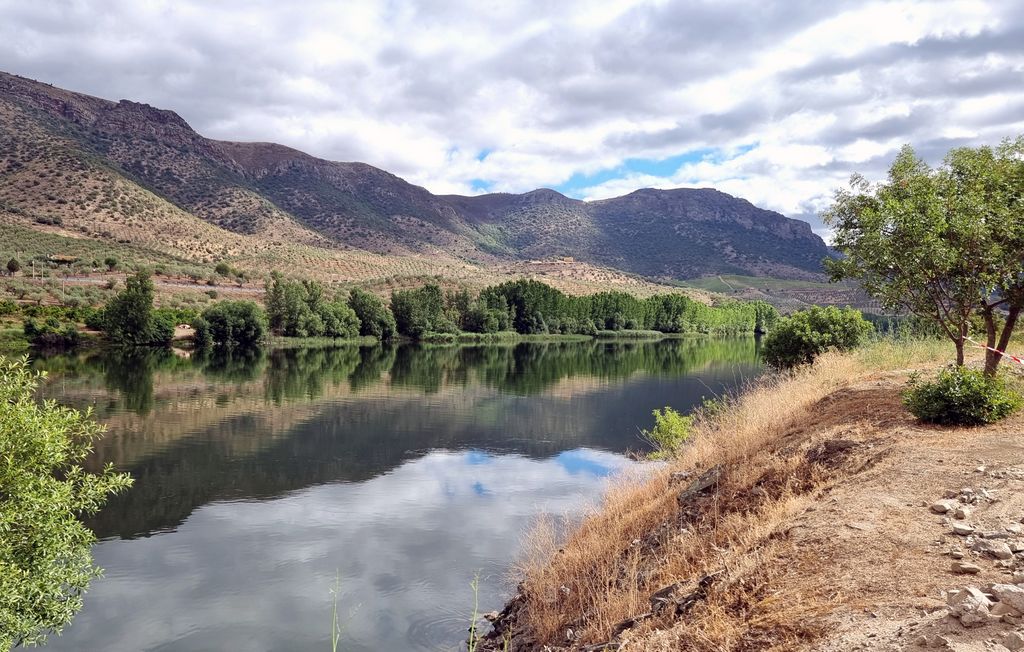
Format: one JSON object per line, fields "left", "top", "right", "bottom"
{"left": 760, "top": 306, "right": 873, "bottom": 369}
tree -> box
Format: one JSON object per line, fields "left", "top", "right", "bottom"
{"left": 214, "top": 262, "right": 231, "bottom": 277}
{"left": 264, "top": 273, "right": 363, "bottom": 338}
{"left": 103, "top": 256, "right": 119, "bottom": 271}
{"left": 100, "top": 270, "right": 172, "bottom": 346}
{"left": 348, "top": 288, "right": 397, "bottom": 340}
{"left": 824, "top": 138, "right": 1024, "bottom": 374}
{"left": 6, "top": 258, "right": 20, "bottom": 275}
{"left": 390, "top": 284, "right": 455, "bottom": 337}
{"left": 193, "top": 301, "right": 268, "bottom": 348}
{"left": 0, "top": 357, "right": 133, "bottom": 648}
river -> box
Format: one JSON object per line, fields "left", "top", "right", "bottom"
{"left": 33, "top": 338, "right": 763, "bottom": 651}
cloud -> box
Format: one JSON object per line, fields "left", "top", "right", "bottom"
{"left": 0, "top": 0, "right": 1021, "bottom": 230}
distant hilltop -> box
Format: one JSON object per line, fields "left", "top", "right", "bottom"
{"left": 0, "top": 70, "right": 831, "bottom": 281}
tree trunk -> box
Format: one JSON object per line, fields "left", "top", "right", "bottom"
{"left": 955, "top": 337, "right": 965, "bottom": 366}
{"left": 986, "top": 304, "right": 1022, "bottom": 377}
{"left": 983, "top": 305, "right": 998, "bottom": 375}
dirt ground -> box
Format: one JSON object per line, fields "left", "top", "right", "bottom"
{"left": 772, "top": 373, "right": 1024, "bottom": 651}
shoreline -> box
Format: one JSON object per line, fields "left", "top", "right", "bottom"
{"left": 474, "top": 339, "right": 1024, "bottom": 651}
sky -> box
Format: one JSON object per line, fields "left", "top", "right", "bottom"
{"left": 1, "top": 0, "right": 1022, "bottom": 235}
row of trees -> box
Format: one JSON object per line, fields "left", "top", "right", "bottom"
{"left": 40, "top": 270, "right": 776, "bottom": 350}
{"left": 390, "top": 279, "right": 778, "bottom": 338}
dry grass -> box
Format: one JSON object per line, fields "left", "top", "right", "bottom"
{"left": 505, "top": 339, "right": 969, "bottom": 651}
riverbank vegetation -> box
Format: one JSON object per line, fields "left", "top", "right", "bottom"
{"left": 0, "top": 357, "right": 133, "bottom": 649}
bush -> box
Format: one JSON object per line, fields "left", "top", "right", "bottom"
{"left": 193, "top": 301, "right": 267, "bottom": 348}
{"left": 761, "top": 306, "right": 872, "bottom": 369}
{"left": 903, "top": 366, "right": 1022, "bottom": 426}
{"left": 641, "top": 407, "right": 693, "bottom": 459}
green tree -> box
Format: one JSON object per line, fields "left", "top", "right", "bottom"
{"left": 100, "top": 270, "right": 172, "bottom": 346}
{"left": 214, "top": 262, "right": 231, "bottom": 277}
{"left": 193, "top": 300, "right": 268, "bottom": 348}
{"left": 825, "top": 138, "right": 1024, "bottom": 373}
{"left": 0, "top": 357, "right": 133, "bottom": 648}
{"left": 6, "top": 258, "right": 20, "bottom": 275}
{"left": 348, "top": 288, "right": 397, "bottom": 340}
{"left": 103, "top": 256, "right": 119, "bottom": 271}
{"left": 761, "top": 306, "right": 872, "bottom": 369}
{"left": 390, "top": 284, "right": 455, "bottom": 337}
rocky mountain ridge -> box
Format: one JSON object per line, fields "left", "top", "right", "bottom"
{"left": 0, "top": 70, "right": 831, "bottom": 281}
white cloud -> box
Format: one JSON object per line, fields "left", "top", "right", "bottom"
{"left": 0, "top": 0, "right": 1021, "bottom": 232}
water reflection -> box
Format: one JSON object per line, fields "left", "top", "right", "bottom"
{"left": 33, "top": 338, "right": 762, "bottom": 651}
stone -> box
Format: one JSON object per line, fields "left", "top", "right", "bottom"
{"left": 1012, "top": 571, "right": 1024, "bottom": 584}
{"left": 950, "top": 550, "right": 965, "bottom": 559}
{"left": 931, "top": 500, "right": 957, "bottom": 514}
{"left": 973, "top": 539, "right": 1014, "bottom": 560}
{"left": 1007, "top": 524, "right": 1023, "bottom": 535}
{"left": 952, "top": 523, "right": 976, "bottom": 536}
{"left": 1011, "top": 540, "right": 1024, "bottom": 553}
{"left": 990, "top": 601, "right": 1022, "bottom": 617}
{"left": 981, "top": 530, "right": 1011, "bottom": 540}
{"left": 947, "top": 586, "right": 994, "bottom": 627}
{"left": 991, "top": 583, "right": 1024, "bottom": 612}
{"left": 951, "top": 561, "right": 982, "bottom": 574}
{"left": 1004, "top": 631, "right": 1024, "bottom": 651}
{"left": 954, "top": 507, "right": 970, "bottom": 520}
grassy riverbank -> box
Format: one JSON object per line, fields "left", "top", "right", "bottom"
{"left": 480, "top": 338, "right": 1024, "bottom": 650}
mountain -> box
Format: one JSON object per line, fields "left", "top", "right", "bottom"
{"left": 0, "top": 70, "right": 830, "bottom": 282}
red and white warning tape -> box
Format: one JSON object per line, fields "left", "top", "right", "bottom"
{"left": 965, "top": 337, "right": 1024, "bottom": 366}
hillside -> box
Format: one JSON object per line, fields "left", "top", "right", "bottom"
{"left": 0, "top": 70, "right": 832, "bottom": 284}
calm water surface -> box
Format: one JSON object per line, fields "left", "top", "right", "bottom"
{"left": 35, "top": 338, "right": 762, "bottom": 651}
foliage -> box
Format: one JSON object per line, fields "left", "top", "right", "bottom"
{"left": 23, "top": 317, "right": 80, "bottom": 349}
{"left": 390, "top": 284, "right": 457, "bottom": 337}
{"left": 265, "top": 272, "right": 362, "bottom": 338}
{"left": 825, "top": 138, "right": 1024, "bottom": 373}
{"left": 641, "top": 407, "right": 693, "bottom": 458}
{"left": 6, "top": 258, "right": 20, "bottom": 275}
{"left": 103, "top": 256, "right": 119, "bottom": 271}
{"left": 192, "top": 300, "right": 267, "bottom": 349}
{"left": 0, "top": 356, "right": 133, "bottom": 649}
{"left": 347, "top": 289, "right": 397, "bottom": 341}
{"left": 99, "top": 271, "right": 173, "bottom": 346}
{"left": 761, "top": 306, "right": 872, "bottom": 369}
{"left": 903, "top": 366, "right": 1022, "bottom": 426}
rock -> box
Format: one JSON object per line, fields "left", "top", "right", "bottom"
{"left": 973, "top": 539, "right": 1014, "bottom": 560}
{"left": 990, "top": 601, "right": 1022, "bottom": 617}
{"left": 991, "top": 583, "right": 1024, "bottom": 612}
{"left": 952, "top": 523, "right": 976, "bottom": 536}
{"left": 931, "top": 500, "right": 957, "bottom": 514}
{"left": 677, "top": 466, "right": 721, "bottom": 504}
{"left": 950, "top": 550, "right": 965, "bottom": 559}
{"left": 483, "top": 611, "right": 500, "bottom": 622}
{"left": 1008, "top": 524, "right": 1023, "bottom": 535}
{"left": 1012, "top": 571, "right": 1024, "bottom": 584}
{"left": 954, "top": 507, "right": 971, "bottom": 520}
{"left": 668, "top": 471, "right": 691, "bottom": 485}
{"left": 981, "top": 530, "right": 1011, "bottom": 540}
{"left": 1004, "top": 631, "right": 1024, "bottom": 651}
{"left": 947, "top": 586, "right": 993, "bottom": 627}
{"left": 951, "top": 561, "right": 982, "bottom": 574}
{"left": 1011, "top": 540, "right": 1024, "bottom": 553}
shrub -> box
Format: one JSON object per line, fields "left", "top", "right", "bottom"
{"left": 641, "top": 407, "right": 693, "bottom": 459}
{"left": 193, "top": 300, "right": 267, "bottom": 348}
{"left": 761, "top": 306, "right": 872, "bottom": 369}
{"left": 903, "top": 366, "right": 1022, "bottom": 426}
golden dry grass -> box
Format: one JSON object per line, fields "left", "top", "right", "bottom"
{"left": 503, "top": 339, "right": 967, "bottom": 651}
